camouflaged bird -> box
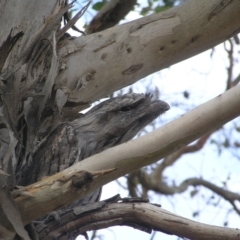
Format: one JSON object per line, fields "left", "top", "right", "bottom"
{"left": 16, "top": 93, "right": 169, "bottom": 238}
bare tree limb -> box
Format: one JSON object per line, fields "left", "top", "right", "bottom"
{"left": 57, "top": 0, "right": 240, "bottom": 108}
{"left": 35, "top": 201, "right": 240, "bottom": 240}
{"left": 137, "top": 170, "right": 240, "bottom": 211}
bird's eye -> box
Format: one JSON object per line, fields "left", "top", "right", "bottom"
{"left": 120, "top": 106, "right": 133, "bottom": 112}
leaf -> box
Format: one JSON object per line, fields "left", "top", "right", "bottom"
{"left": 155, "top": 5, "right": 171, "bottom": 13}
{"left": 92, "top": 1, "right": 106, "bottom": 11}
{"left": 163, "top": 0, "right": 175, "bottom": 7}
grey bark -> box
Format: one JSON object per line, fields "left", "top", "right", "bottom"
{"left": 36, "top": 201, "right": 240, "bottom": 240}
{"left": 16, "top": 93, "right": 169, "bottom": 239}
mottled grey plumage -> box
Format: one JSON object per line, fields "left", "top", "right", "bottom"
{"left": 17, "top": 93, "right": 169, "bottom": 209}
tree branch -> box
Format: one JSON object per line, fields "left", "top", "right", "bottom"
{"left": 152, "top": 132, "right": 212, "bottom": 181}
{"left": 137, "top": 171, "right": 240, "bottom": 211}
{"left": 57, "top": 0, "right": 240, "bottom": 109}
{"left": 14, "top": 83, "right": 240, "bottom": 224}
{"left": 35, "top": 201, "right": 240, "bottom": 240}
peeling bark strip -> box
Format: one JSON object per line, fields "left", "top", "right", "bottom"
{"left": 122, "top": 64, "right": 143, "bottom": 75}
{"left": 0, "top": 30, "right": 23, "bottom": 72}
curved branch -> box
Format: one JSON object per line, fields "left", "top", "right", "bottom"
{"left": 35, "top": 201, "right": 240, "bottom": 240}
{"left": 137, "top": 170, "right": 240, "bottom": 214}
{"left": 152, "top": 132, "right": 212, "bottom": 181}
{"left": 183, "top": 178, "right": 240, "bottom": 215}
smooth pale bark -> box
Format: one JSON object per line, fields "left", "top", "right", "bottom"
{"left": 15, "top": 83, "right": 240, "bottom": 224}
{"left": 57, "top": 0, "right": 240, "bottom": 108}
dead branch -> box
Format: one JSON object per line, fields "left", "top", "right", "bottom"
{"left": 136, "top": 170, "right": 240, "bottom": 212}
{"left": 34, "top": 201, "right": 240, "bottom": 240}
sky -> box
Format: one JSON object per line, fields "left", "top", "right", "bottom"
{"left": 71, "top": 2, "right": 240, "bottom": 239}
